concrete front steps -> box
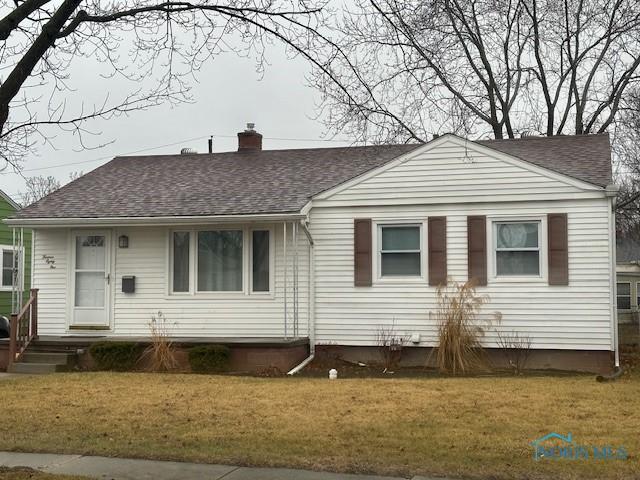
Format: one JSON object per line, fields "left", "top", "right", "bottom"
{"left": 7, "top": 351, "right": 77, "bottom": 374}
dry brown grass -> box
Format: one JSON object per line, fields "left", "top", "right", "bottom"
{"left": 0, "top": 372, "right": 638, "bottom": 479}
{"left": 0, "top": 467, "right": 87, "bottom": 480}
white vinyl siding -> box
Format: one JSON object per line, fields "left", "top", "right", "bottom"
{"left": 31, "top": 229, "right": 68, "bottom": 335}
{"left": 32, "top": 225, "right": 309, "bottom": 338}
{"left": 309, "top": 137, "right": 612, "bottom": 351}
{"left": 309, "top": 200, "right": 612, "bottom": 351}
{"left": 315, "top": 138, "right": 601, "bottom": 208}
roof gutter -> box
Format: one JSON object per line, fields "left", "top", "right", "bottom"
{"left": 4, "top": 212, "right": 306, "bottom": 228}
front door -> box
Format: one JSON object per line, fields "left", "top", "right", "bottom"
{"left": 71, "top": 232, "right": 110, "bottom": 329}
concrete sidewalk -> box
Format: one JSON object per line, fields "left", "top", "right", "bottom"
{"left": 0, "top": 451, "right": 439, "bottom": 480}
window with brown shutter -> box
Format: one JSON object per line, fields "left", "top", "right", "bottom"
{"left": 428, "top": 217, "right": 447, "bottom": 286}
{"left": 467, "top": 216, "right": 487, "bottom": 286}
{"left": 354, "top": 218, "right": 372, "bottom": 286}
{"left": 547, "top": 213, "right": 568, "bottom": 285}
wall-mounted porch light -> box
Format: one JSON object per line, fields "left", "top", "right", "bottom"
{"left": 118, "top": 235, "right": 129, "bottom": 249}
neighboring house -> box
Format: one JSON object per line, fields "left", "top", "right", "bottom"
{"left": 2, "top": 128, "right": 618, "bottom": 373}
{"left": 616, "top": 234, "right": 640, "bottom": 344}
{"left": 0, "top": 190, "right": 31, "bottom": 319}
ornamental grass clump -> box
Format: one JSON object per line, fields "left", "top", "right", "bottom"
{"left": 431, "top": 279, "right": 497, "bottom": 375}
{"left": 140, "top": 311, "right": 179, "bottom": 372}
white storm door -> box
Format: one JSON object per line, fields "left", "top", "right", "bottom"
{"left": 71, "top": 232, "right": 110, "bottom": 328}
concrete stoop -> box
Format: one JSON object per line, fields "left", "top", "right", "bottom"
{"left": 7, "top": 351, "right": 76, "bottom": 374}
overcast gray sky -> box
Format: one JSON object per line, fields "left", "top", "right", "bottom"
{"left": 0, "top": 42, "right": 353, "bottom": 203}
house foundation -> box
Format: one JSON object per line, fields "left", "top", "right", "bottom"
{"left": 315, "top": 345, "right": 614, "bottom": 374}
{"left": 0, "top": 337, "right": 309, "bottom": 374}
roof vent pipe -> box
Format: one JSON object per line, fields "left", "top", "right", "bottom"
{"left": 180, "top": 147, "right": 197, "bottom": 154}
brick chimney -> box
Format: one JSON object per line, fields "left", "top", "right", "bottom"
{"left": 237, "top": 123, "right": 262, "bottom": 151}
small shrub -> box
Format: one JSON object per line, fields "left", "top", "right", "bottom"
{"left": 188, "top": 345, "right": 231, "bottom": 373}
{"left": 495, "top": 328, "right": 533, "bottom": 374}
{"left": 139, "top": 311, "right": 178, "bottom": 372}
{"left": 89, "top": 341, "right": 143, "bottom": 371}
{"left": 376, "top": 320, "right": 408, "bottom": 372}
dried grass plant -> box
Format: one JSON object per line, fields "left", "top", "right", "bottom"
{"left": 140, "top": 311, "right": 179, "bottom": 372}
{"left": 430, "top": 279, "right": 498, "bottom": 375}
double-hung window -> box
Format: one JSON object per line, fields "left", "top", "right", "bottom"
{"left": 617, "top": 282, "right": 631, "bottom": 310}
{"left": 171, "top": 228, "right": 271, "bottom": 294}
{"left": 0, "top": 246, "right": 17, "bottom": 289}
{"left": 379, "top": 225, "right": 421, "bottom": 277}
{"left": 494, "top": 221, "right": 541, "bottom": 276}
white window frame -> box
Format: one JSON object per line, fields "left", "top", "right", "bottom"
{"left": 374, "top": 222, "right": 425, "bottom": 282}
{"left": 0, "top": 244, "right": 22, "bottom": 291}
{"left": 168, "top": 226, "right": 274, "bottom": 297}
{"left": 636, "top": 281, "right": 640, "bottom": 310}
{"left": 488, "top": 216, "right": 547, "bottom": 283}
{"left": 617, "top": 281, "right": 632, "bottom": 311}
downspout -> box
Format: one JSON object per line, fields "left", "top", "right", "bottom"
{"left": 283, "top": 221, "right": 288, "bottom": 339}
{"left": 605, "top": 184, "right": 620, "bottom": 368}
{"left": 288, "top": 219, "right": 315, "bottom": 375}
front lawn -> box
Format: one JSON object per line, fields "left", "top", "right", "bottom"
{"left": 0, "top": 371, "right": 638, "bottom": 480}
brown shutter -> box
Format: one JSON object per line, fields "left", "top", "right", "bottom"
{"left": 467, "top": 216, "right": 487, "bottom": 286}
{"left": 354, "top": 218, "right": 372, "bottom": 286}
{"left": 428, "top": 217, "right": 447, "bottom": 286}
{"left": 548, "top": 213, "right": 568, "bottom": 285}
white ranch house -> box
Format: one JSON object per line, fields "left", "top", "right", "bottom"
{"left": 2, "top": 127, "right": 618, "bottom": 373}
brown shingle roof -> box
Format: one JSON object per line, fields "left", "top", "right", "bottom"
{"left": 14, "top": 134, "right": 611, "bottom": 220}
{"left": 15, "top": 145, "right": 420, "bottom": 219}
{"left": 476, "top": 133, "right": 611, "bottom": 188}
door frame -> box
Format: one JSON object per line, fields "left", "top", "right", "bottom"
{"left": 67, "top": 229, "right": 113, "bottom": 332}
